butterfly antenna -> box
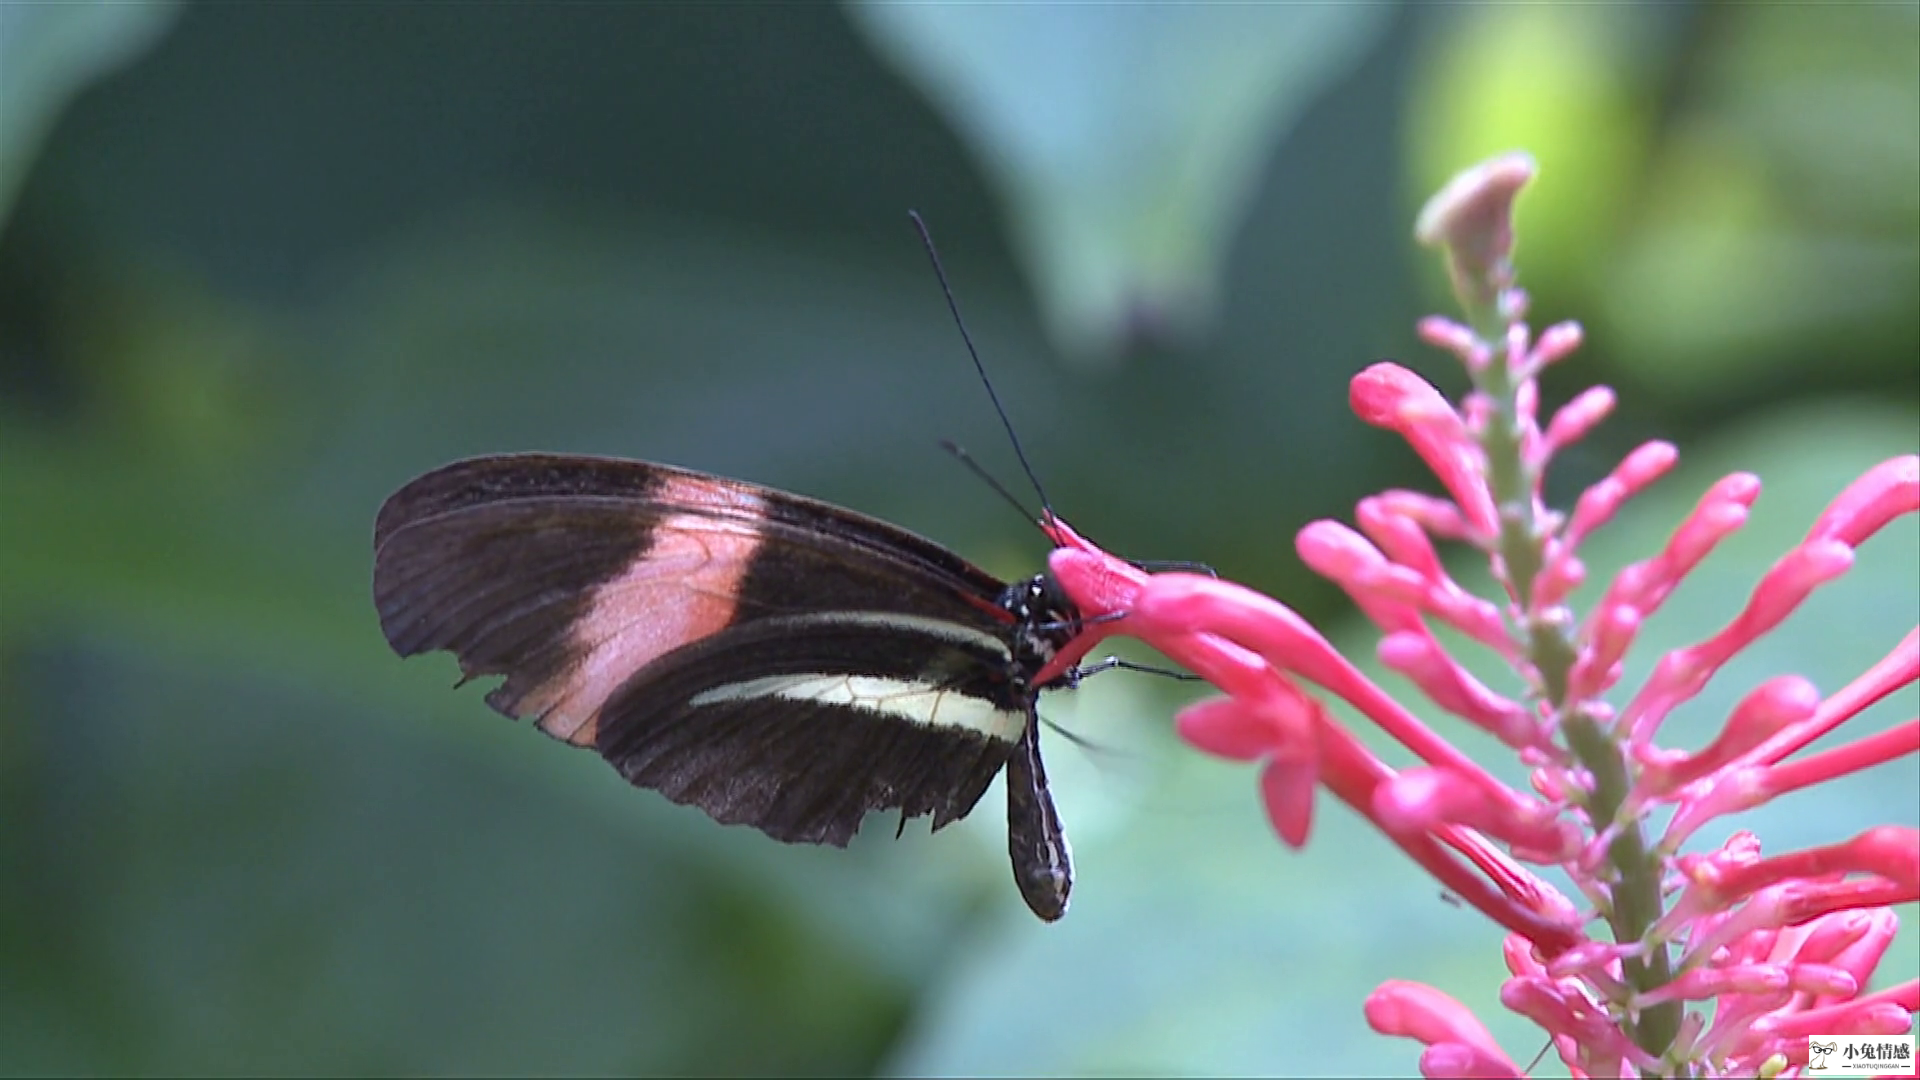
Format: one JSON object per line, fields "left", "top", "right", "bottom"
{"left": 940, "top": 439, "right": 1039, "bottom": 529}
{"left": 908, "top": 210, "right": 1054, "bottom": 523}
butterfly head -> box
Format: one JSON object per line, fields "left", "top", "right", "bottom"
{"left": 999, "top": 572, "right": 1081, "bottom": 688}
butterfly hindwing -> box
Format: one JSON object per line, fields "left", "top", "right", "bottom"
{"left": 595, "top": 611, "right": 1028, "bottom": 846}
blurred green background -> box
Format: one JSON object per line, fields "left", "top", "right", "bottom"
{"left": 2, "top": 3, "right": 1916, "bottom": 1076}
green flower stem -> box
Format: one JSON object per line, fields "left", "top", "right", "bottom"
{"left": 1468, "top": 314, "right": 1682, "bottom": 1075}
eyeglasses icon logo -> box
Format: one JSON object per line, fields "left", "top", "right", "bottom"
{"left": 1809, "top": 1040, "right": 1838, "bottom": 1070}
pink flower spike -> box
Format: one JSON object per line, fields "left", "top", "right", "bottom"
{"left": 1540, "top": 385, "right": 1615, "bottom": 462}
{"left": 1350, "top": 363, "right": 1500, "bottom": 537}
{"left": 1377, "top": 767, "right": 1579, "bottom": 862}
{"left": 1806, "top": 454, "right": 1920, "bottom": 548}
{"left": 1175, "top": 696, "right": 1280, "bottom": 762}
{"left": 1377, "top": 631, "right": 1539, "bottom": 747}
{"left": 1365, "top": 980, "right": 1520, "bottom": 1075}
{"left": 1630, "top": 675, "right": 1821, "bottom": 803}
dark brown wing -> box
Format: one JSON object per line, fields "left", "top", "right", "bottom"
{"left": 371, "top": 453, "right": 1014, "bottom": 748}
{"left": 593, "top": 611, "right": 1029, "bottom": 847}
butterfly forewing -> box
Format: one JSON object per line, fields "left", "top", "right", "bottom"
{"left": 372, "top": 453, "right": 1033, "bottom": 847}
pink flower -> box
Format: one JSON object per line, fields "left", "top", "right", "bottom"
{"left": 1048, "top": 155, "right": 1919, "bottom": 1077}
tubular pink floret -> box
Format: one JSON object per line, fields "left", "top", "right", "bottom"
{"left": 1564, "top": 441, "right": 1679, "bottom": 554}
{"left": 1760, "top": 721, "right": 1920, "bottom": 803}
{"left": 1377, "top": 489, "right": 1477, "bottom": 541}
{"left": 1357, "top": 495, "right": 1451, "bottom": 582}
{"left": 1376, "top": 767, "right": 1578, "bottom": 862}
{"left": 1595, "top": 473, "right": 1759, "bottom": 620}
{"left": 1515, "top": 399, "right": 1543, "bottom": 486}
{"left": 1260, "top": 755, "right": 1321, "bottom": 849}
{"left": 1568, "top": 603, "right": 1640, "bottom": 702}
{"left": 1533, "top": 546, "right": 1586, "bottom": 611}
{"left": 1417, "top": 316, "right": 1482, "bottom": 361}
{"left": 1542, "top": 387, "right": 1615, "bottom": 468}
{"left": 1783, "top": 909, "right": 1879, "bottom": 967}
{"left": 1621, "top": 539, "right": 1856, "bottom": 745}
{"left": 1349, "top": 501, "right": 1515, "bottom": 654}
{"left": 1662, "top": 736, "right": 1919, "bottom": 857}
{"left": 1378, "top": 631, "right": 1538, "bottom": 746}
{"left": 1297, "top": 520, "right": 1426, "bottom": 634}
{"left": 1661, "top": 767, "right": 1770, "bottom": 853}
{"left": 1813, "top": 908, "right": 1903, "bottom": 1000}
{"left": 1504, "top": 324, "right": 1531, "bottom": 384}
{"left": 1131, "top": 574, "right": 1521, "bottom": 808}
{"left": 1805, "top": 454, "right": 1920, "bottom": 548}
{"left": 1351, "top": 363, "right": 1500, "bottom": 537}
{"left": 1636, "top": 965, "right": 1793, "bottom": 1008}
{"left": 1678, "top": 879, "right": 1915, "bottom": 974}
{"left": 1748, "top": 627, "right": 1919, "bottom": 768}
{"left": 1629, "top": 675, "right": 1821, "bottom": 803}
{"left": 1527, "top": 320, "right": 1585, "bottom": 372}
{"left": 1366, "top": 979, "right": 1521, "bottom": 1075}
{"left": 1417, "top": 1043, "right": 1526, "bottom": 1079}
{"left": 1499, "top": 979, "right": 1650, "bottom": 1075}
{"left": 1175, "top": 695, "right": 1280, "bottom": 762}
{"left": 1543, "top": 940, "right": 1630, "bottom": 982}
{"left": 1747, "top": 982, "right": 1920, "bottom": 1040}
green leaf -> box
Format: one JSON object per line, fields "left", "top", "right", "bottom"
{"left": 0, "top": 0, "right": 180, "bottom": 227}
{"left": 890, "top": 401, "right": 1918, "bottom": 1077}
{"left": 846, "top": 3, "right": 1390, "bottom": 361}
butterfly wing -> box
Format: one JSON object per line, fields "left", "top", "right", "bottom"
{"left": 372, "top": 453, "right": 1028, "bottom": 844}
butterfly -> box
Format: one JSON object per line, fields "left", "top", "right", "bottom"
{"left": 373, "top": 451, "right": 1105, "bottom": 920}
